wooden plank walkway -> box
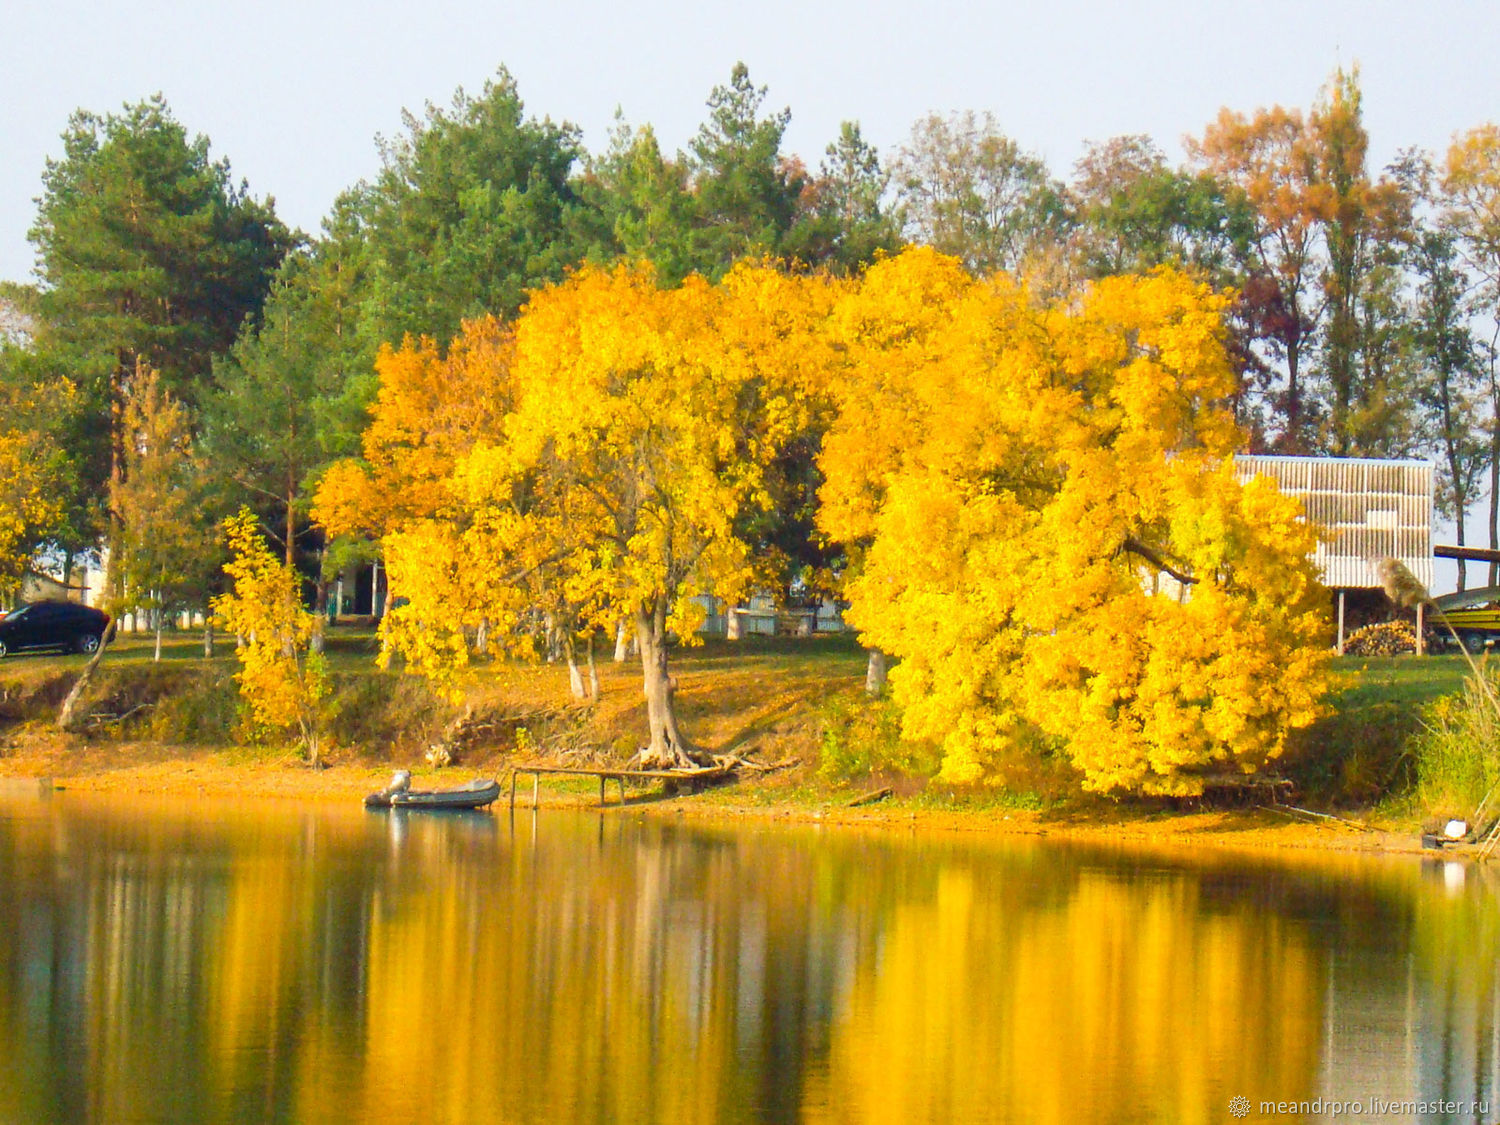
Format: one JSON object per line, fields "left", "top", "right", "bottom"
{"left": 508, "top": 763, "right": 731, "bottom": 809}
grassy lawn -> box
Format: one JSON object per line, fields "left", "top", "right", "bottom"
{"left": 1328, "top": 654, "right": 1470, "bottom": 711}
{"left": 1284, "top": 653, "right": 1472, "bottom": 805}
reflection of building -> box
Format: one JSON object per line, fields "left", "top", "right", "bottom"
{"left": 1235, "top": 455, "right": 1434, "bottom": 651}
{"left": 1312, "top": 862, "right": 1500, "bottom": 1120}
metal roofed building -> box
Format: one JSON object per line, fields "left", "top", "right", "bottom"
{"left": 1234, "top": 455, "right": 1434, "bottom": 650}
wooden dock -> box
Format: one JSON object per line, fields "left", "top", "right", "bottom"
{"left": 508, "top": 763, "right": 731, "bottom": 809}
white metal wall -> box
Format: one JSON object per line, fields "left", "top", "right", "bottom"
{"left": 1234, "top": 455, "right": 1434, "bottom": 590}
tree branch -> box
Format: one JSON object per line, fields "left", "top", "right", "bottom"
{"left": 1118, "top": 536, "right": 1197, "bottom": 586}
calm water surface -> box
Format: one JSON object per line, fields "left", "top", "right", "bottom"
{"left": 0, "top": 794, "right": 1496, "bottom": 1124}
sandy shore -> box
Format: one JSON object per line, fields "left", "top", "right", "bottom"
{"left": 0, "top": 733, "right": 1445, "bottom": 860}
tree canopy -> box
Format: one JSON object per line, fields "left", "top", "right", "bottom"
{"left": 818, "top": 250, "right": 1328, "bottom": 794}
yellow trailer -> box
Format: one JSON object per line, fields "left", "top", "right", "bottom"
{"left": 1430, "top": 586, "right": 1500, "bottom": 653}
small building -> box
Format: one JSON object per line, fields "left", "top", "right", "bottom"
{"left": 18, "top": 570, "right": 85, "bottom": 605}
{"left": 1234, "top": 455, "right": 1433, "bottom": 649}
{"left": 693, "top": 591, "right": 848, "bottom": 638}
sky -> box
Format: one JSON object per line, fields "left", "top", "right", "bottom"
{"left": 3, "top": 0, "right": 1498, "bottom": 591}
{"left": 4, "top": 0, "right": 1500, "bottom": 286}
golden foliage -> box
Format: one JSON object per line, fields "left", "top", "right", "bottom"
{"left": 1445, "top": 124, "right": 1500, "bottom": 283}
{"left": 312, "top": 316, "right": 517, "bottom": 539}
{"left": 213, "top": 509, "right": 329, "bottom": 762}
{"left": 819, "top": 251, "right": 1330, "bottom": 794}
{"left": 319, "top": 247, "right": 1328, "bottom": 789}
{"left": 501, "top": 261, "right": 830, "bottom": 626}
{"left": 0, "top": 432, "right": 60, "bottom": 598}
{"left": 0, "top": 377, "right": 68, "bottom": 598}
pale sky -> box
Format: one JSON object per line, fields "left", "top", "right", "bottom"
{"left": 4, "top": 0, "right": 1497, "bottom": 591}
{"left": 4, "top": 0, "right": 1499, "bottom": 286}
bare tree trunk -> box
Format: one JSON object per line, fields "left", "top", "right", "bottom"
{"left": 475, "top": 616, "right": 490, "bottom": 656}
{"left": 636, "top": 599, "right": 704, "bottom": 770}
{"left": 563, "top": 630, "right": 586, "bottom": 701}
{"left": 1457, "top": 508, "right": 1468, "bottom": 592}
{"left": 614, "top": 619, "right": 629, "bottom": 662}
{"left": 1490, "top": 341, "right": 1500, "bottom": 587}
{"left": 285, "top": 487, "right": 297, "bottom": 568}
{"left": 301, "top": 724, "right": 321, "bottom": 770}
{"left": 58, "top": 622, "right": 117, "bottom": 732}
{"left": 587, "top": 633, "right": 600, "bottom": 703}
{"left": 865, "top": 648, "right": 888, "bottom": 697}
{"left": 153, "top": 612, "right": 162, "bottom": 662}
{"left": 203, "top": 617, "right": 215, "bottom": 659}
{"left": 311, "top": 577, "right": 328, "bottom": 655}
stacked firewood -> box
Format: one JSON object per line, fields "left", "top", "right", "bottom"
{"left": 1341, "top": 621, "right": 1417, "bottom": 656}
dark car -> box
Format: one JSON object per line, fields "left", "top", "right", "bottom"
{"left": 0, "top": 601, "right": 110, "bottom": 657}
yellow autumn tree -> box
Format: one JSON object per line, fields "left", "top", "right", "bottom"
{"left": 313, "top": 317, "right": 527, "bottom": 693}
{"left": 0, "top": 433, "right": 61, "bottom": 600}
{"left": 496, "top": 262, "right": 834, "bottom": 765}
{"left": 314, "top": 317, "right": 517, "bottom": 540}
{"left": 819, "top": 249, "right": 1329, "bottom": 795}
{"left": 1445, "top": 125, "right": 1500, "bottom": 339}
{"left": 365, "top": 262, "right": 834, "bottom": 765}
{"left": 214, "top": 509, "right": 330, "bottom": 765}
{"left": 0, "top": 373, "right": 67, "bottom": 601}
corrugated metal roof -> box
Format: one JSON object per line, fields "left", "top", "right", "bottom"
{"left": 1234, "top": 455, "right": 1433, "bottom": 590}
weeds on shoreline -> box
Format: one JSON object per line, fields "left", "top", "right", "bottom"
{"left": 1411, "top": 665, "right": 1500, "bottom": 819}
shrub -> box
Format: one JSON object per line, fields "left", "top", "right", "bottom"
{"left": 144, "top": 672, "right": 241, "bottom": 745}
{"left": 1413, "top": 669, "right": 1500, "bottom": 817}
{"left": 817, "top": 695, "right": 939, "bottom": 782}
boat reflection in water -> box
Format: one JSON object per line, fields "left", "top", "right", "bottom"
{"left": 0, "top": 795, "right": 1495, "bottom": 1123}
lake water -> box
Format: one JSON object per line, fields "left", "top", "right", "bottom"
{"left": 0, "top": 794, "right": 1495, "bottom": 1124}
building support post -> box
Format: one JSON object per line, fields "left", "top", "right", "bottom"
{"left": 1337, "top": 590, "right": 1346, "bottom": 656}
{"left": 1416, "top": 602, "right": 1425, "bottom": 657}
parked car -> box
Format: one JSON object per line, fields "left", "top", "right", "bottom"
{"left": 0, "top": 601, "right": 110, "bottom": 657}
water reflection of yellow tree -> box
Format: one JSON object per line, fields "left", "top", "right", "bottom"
{"left": 204, "top": 811, "right": 377, "bottom": 1123}
{"left": 802, "top": 863, "right": 1325, "bottom": 1125}
{"left": 29, "top": 802, "right": 1500, "bottom": 1124}
{"left": 351, "top": 821, "right": 831, "bottom": 1124}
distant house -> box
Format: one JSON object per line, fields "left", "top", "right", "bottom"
{"left": 1234, "top": 455, "right": 1433, "bottom": 649}
{"left": 693, "top": 591, "right": 847, "bottom": 638}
